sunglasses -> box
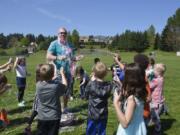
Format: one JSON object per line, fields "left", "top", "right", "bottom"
{"left": 59, "top": 32, "right": 67, "bottom": 35}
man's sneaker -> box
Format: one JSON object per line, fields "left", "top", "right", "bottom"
{"left": 21, "top": 100, "right": 25, "bottom": 104}
{"left": 70, "top": 96, "right": 74, "bottom": 101}
{"left": 18, "top": 102, "right": 25, "bottom": 107}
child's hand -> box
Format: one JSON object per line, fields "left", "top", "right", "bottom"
{"left": 7, "top": 65, "right": 12, "bottom": 72}
{"left": 76, "top": 55, "right": 84, "bottom": 61}
{"left": 8, "top": 57, "right": 13, "bottom": 64}
{"left": 113, "top": 90, "right": 121, "bottom": 106}
{"left": 60, "top": 67, "right": 64, "bottom": 75}
{"left": 113, "top": 54, "right": 119, "bottom": 62}
{"left": 146, "top": 95, "right": 151, "bottom": 102}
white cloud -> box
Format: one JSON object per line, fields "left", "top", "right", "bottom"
{"left": 36, "top": 7, "right": 71, "bottom": 24}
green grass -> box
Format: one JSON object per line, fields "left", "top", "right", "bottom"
{"left": 0, "top": 50, "right": 180, "bottom": 135}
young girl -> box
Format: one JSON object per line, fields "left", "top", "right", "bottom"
{"left": 149, "top": 63, "right": 167, "bottom": 134}
{"left": 113, "top": 63, "right": 147, "bottom": 135}
{"left": 134, "top": 54, "right": 151, "bottom": 125}
{"left": 14, "top": 57, "right": 27, "bottom": 107}
{"left": 146, "top": 57, "right": 155, "bottom": 82}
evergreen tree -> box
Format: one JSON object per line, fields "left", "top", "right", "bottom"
{"left": 36, "top": 34, "right": 45, "bottom": 44}
{"left": 0, "top": 33, "right": 7, "bottom": 48}
{"left": 71, "top": 29, "right": 80, "bottom": 48}
{"left": 161, "top": 8, "right": 180, "bottom": 51}
{"left": 67, "top": 31, "right": 72, "bottom": 44}
{"left": 20, "top": 37, "right": 29, "bottom": 47}
{"left": 154, "top": 33, "right": 161, "bottom": 50}
{"left": 147, "top": 25, "right": 156, "bottom": 49}
{"left": 26, "top": 34, "right": 36, "bottom": 43}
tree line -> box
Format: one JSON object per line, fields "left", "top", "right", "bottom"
{"left": 110, "top": 8, "right": 180, "bottom": 52}
{"left": 0, "top": 8, "right": 180, "bottom": 53}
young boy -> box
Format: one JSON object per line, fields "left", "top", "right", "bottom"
{"left": 85, "top": 62, "right": 113, "bottom": 135}
{"left": 75, "top": 66, "right": 89, "bottom": 99}
{"left": 36, "top": 64, "right": 67, "bottom": 135}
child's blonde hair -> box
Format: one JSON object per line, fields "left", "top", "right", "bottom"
{"left": 154, "top": 63, "right": 166, "bottom": 76}
{"left": 40, "top": 64, "right": 54, "bottom": 81}
{"left": 93, "top": 62, "right": 107, "bottom": 79}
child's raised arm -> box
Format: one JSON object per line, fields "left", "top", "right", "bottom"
{"left": 113, "top": 54, "right": 125, "bottom": 70}
{"left": 60, "top": 67, "right": 67, "bottom": 87}
{"left": 13, "top": 57, "right": 19, "bottom": 69}
{"left": 0, "top": 57, "right": 12, "bottom": 69}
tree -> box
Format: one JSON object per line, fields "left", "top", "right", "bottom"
{"left": 160, "top": 8, "right": 180, "bottom": 51}
{"left": 147, "top": 25, "right": 156, "bottom": 49}
{"left": 111, "top": 34, "right": 119, "bottom": 49}
{"left": 154, "top": 33, "right": 161, "bottom": 50}
{"left": 26, "top": 34, "right": 36, "bottom": 42}
{"left": 7, "top": 37, "right": 19, "bottom": 48}
{"left": 71, "top": 29, "right": 80, "bottom": 48}
{"left": 67, "top": 31, "right": 72, "bottom": 44}
{"left": 36, "top": 34, "right": 45, "bottom": 44}
{"left": 20, "top": 37, "right": 29, "bottom": 47}
{"left": 0, "top": 33, "right": 7, "bottom": 48}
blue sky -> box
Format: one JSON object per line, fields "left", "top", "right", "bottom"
{"left": 0, "top": 0, "right": 179, "bottom": 36}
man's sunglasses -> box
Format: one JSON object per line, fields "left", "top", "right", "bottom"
{"left": 59, "top": 32, "right": 67, "bottom": 35}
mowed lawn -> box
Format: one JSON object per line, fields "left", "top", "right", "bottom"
{"left": 0, "top": 50, "right": 179, "bottom": 135}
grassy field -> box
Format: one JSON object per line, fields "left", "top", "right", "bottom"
{"left": 0, "top": 50, "right": 180, "bottom": 135}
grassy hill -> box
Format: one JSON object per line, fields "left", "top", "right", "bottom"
{"left": 0, "top": 50, "right": 180, "bottom": 135}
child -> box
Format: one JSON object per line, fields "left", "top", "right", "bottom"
{"left": 85, "top": 62, "right": 113, "bottom": 135}
{"left": 146, "top": 57, "right": 155, "bottom": 82}
{"left": 36, "top": 64, "right": 67, "bottom": 135}
{"left": 14, "top": 57, "right": 27, "bottom": 107}
{"left": 75, "top": 66, "right": 89, "bottom": 99}
{"left": 112, "top": 54, "right": 125, "bottom": 84}
{"left": 110, "top": 54, "right": 125, "bottom": 84}
{"left": 69, "top": 59, "right": 77, "bottom": 100}
{"left": 24, "top": 64, "right": 43, "bottom": 134}
{"left": 94, "top": 57, "right": 100, "bottom": 64}
{"left": 134, "top": 53, "right": 151, "bottom": 125}
{"left": 113, "top": 63, "right": 147, "bottom": 135}
{"left": 149, "top": 63, "right": 167, "bottom": 134}
{"left": 90, "top": 58, "right": 101, "bottom": 81}
{"left": 0, "top": 74, "right": 12, "bottom": 129}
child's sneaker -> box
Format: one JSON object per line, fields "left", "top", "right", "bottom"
{"left": 21, "top": 100, "right": 25, "bottom": 104}
{"left": 18, "top": 102, "right": 25, "bottom": 107}
{"left": 70, "top": 96, "right": 74, "bottom": 101}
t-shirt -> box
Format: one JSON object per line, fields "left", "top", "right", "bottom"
{"left": 15, "top": 65, "right": 26, "bottom": 78}
{"left": 47, "top": 40, "right": 75, "bottom": 74}
{"left": 85, "top": 80, "right": 113, "bottom": 120}
{"left": 36, "top": 80, "right": 66, "bottom": 120}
